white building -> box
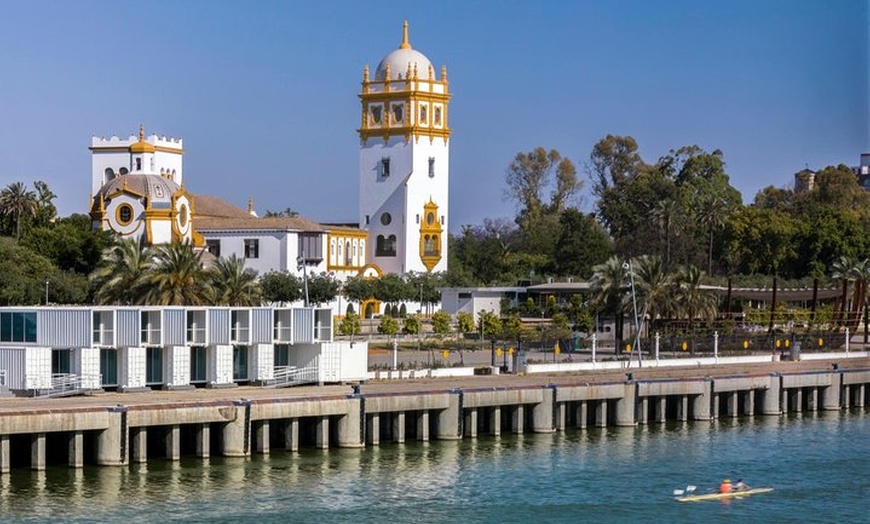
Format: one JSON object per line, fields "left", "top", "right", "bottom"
{"left": 89, "top": 126, "right": 197, "bottom": 245}
{"left": 358, "top": 21, "right": 450, "bottom": 275}
{"left": 0, "top": 306, "right": 366, "bottom": 396}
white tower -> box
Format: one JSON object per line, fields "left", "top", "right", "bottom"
{"left": 358, "top": 21, "right": 450, "bottom": 274}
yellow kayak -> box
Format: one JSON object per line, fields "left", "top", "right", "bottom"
{"left": 676, "top": 488, "right": 774, "bottom": 502}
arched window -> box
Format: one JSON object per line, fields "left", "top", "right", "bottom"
{"left": 376, "top": 235, "right": 397, "bottom": 257}
{"left": 345, "top": 240, "right": 352, "bottom": 266}
{"left": 119, "top": 167, "right": 129, "bottom": 175}
{"left": 104, "top": 168, "right": 115, "bottom": 184}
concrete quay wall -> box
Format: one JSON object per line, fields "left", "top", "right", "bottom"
{"left": 1, "top": 366, "right": 868, "bottom": 472}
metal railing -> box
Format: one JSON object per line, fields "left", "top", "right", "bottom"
{"left": 33, "top": 373, "right": 103, "bottom": 398}
{"left": 262, "top": 365, "right": 319, "bottom": 388}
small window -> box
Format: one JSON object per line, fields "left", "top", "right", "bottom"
{"left": 178, "top": 204, "right": 188, "bottom": 227}
{"left": 135, "top": 158, "right": 142, "bottom": 171}
{"left": 416, "top": 214, "right": 420, "bottom": 224}
{"left": 434, "top": 107, "right": 442, "bottom": 126}
{"left": 371, "top": 106, "right": 382, "bottom": 125}
{"left": 119, "top": 167, "right": 129, "bottom": 175}
{"left": 381, "top": 158, "right": 390, "bottom": 178}
{"left": 244, "top": 239, "right": 259, "bottom": 259}
{"left": 427, "top": 212, "right": 435, "bottom": 225}
{"left": 206, "top": 239, "right": 221, "bottom": 257}
{"left": 381, "top": 212, "right": 392, "bottom": 226}
{"left": 117, "top": 204, "right": 134, "bottom": 226}
{"left": 365, "top": 215, "right": 370, "bottom": 225}
{"left": 420, "top": 105, "right": 428, "bottom": 125}
{"left": 392, "top": 104, "right": 404, "bottom": 123}
{"left": 428, "top": 157, "right": 435, "bottom": 178}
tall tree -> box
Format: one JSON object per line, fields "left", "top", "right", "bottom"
{"left": 0, "top": 182, "right": 38, "bottom": 241}
{"left": 91, "top": 239, "right": 152, "bottom": 305}
{"left": 306, "top": 272, "right": 340, "bottom": 306}
{"left": 145, "top": 242, "right": 209, "bottom": 305}
{"left": 588, "top": 135, "right": 647, "bottom": 196}
{"left": 552, "top": 209, "right": 613, "bottom": 278}
{"left": 260, "top": 271, "right": 302, "bottom": 304}
{"left": 590, "top": 256, "right": 628, "bottom": 347}
{"left": 209, "top": 255, "right": 261, "bottom": 306}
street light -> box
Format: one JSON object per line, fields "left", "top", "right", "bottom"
{"left": 623, "top": 260, "right": 643, "bottom": 368}
{"left": 44, "top": 278, "right": 49, "bottom": 305}
{"left": 297, "top": 251, "right": 310, "bottom": 307}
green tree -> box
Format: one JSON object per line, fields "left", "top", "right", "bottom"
{"left": 457, "top": 311, "right": 475, "bottom": 336}
{"left": 378, "top": 315, "right": 400, "bottom": 337}
{"left": 0, "top": 182, "right": 38, "bottom": 241}
{"left": 339, "top": 311, "right": 362, "bottom": 337}
{"left": 209, "top": 255, "right": 261, "bottom": 306}
{"left": 431, "top": 310, "right": 453, "bottom": 335}
{"left": 145, "top": 242, "right": 210, "bottom": 305}
{"left": 90, "top": 239, "right": 152, "bottom": 305}
{"left": 673, "top": 265, "right": 718, "bottom": 335}
{"left": 553, "top": 209, "right": 613, "bottom": 278}
{"left": 632, "top": 255, "right": 674, "bottom": 333}
{"left": 260, "top": 271, "right": 302, "bottom": 304}
{"left": 373, "top": 273, "right": 411, "bottom": 307}
{"left": 343, "top": 275, "right": 375, "bottom": 303}
{"left": 24, "top": 214, "right": 115, "bottom": 274}
{"left": 588, "top": 134, "right": 647, "bottom": 196}
{"left": 402, "top": 315, "right": 421, "bottom": 335}
{"left": 306, "top": 272, "right": 340, "bottom": 306}
{"left": 590, "top": 256, "right": 628, "bottom": 347}
{"left": 477, "top": 310, "right": 502, "bottom": 339}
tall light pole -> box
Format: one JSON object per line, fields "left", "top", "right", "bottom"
{"left": 44, "top": 278, "right": 49, "bottom": 306}
{"left": 624, "top": 260, "right": 643, "bottom": 368}
{"left": 297, "top": 251, "right": 309, "bottom": 307}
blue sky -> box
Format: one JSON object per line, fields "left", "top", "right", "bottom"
{"left": 0, "top": 1, "right": 866, "bottom": 231}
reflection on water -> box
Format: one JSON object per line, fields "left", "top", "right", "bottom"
{"left": 0, "top": 411, "right": 867, "bottom": 523}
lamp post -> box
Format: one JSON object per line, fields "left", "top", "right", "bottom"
{"left": 624, "top": 260, "right": 643, "bottom": 368}
{"left": 44, "top": 279, "right": 49, "bottom": 305}
{"left": 297, "top": 251, "right": 309, "bottom": 307}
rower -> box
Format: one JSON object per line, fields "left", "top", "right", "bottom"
{"left": 719, "top": 479, "right": 733, "bottom": 493}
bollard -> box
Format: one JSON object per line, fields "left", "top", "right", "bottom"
{"left": 655, "top": 332, "right": 660, "bottom": 361}
{"left": 713, "top": 331, "right": 719, "bottom": 359}
{"left": 592, "top": 333, "right": 597, "bottom": 363}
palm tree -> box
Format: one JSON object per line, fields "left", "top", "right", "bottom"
{"left": 697, "top": 196, "right": 727, "bottom": 275}
{"left": 674, "top": 265, "right": 718, "bottom": 340}
{"left": 652, "top": 198, "right": 679, "bottom": 264}
{"left": 591, "top": 256, "right": 628, "bottom": 349}
{"left": 632, "top": 255, "right": 674, "bottom": 334}
{"left": 830, "top": 255, "right": 867, "bottom": 329}
{"left": 145, "top": 242, "right": 209, "bottom": 305}
{"left": 0, "top": 182, "right": 38, "bottom": 241}
{"left": 90, "top": 239, "right": 152, "bottom": 304}
{"left": 208, "top": 255, "right": 261, "bottom": 306}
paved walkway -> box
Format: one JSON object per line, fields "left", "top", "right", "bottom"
{"left": 0, "top": 356, "right": 866, "bottom": 414}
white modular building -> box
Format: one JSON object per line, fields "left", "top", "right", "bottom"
{"left": 0, "top": 306, "right": 366, "bottom": 396}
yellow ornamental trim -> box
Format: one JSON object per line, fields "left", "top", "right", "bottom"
{"left": 418, "top": 199, "right": 443, "bottom": 272}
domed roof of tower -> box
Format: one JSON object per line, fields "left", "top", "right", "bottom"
{"left": 97, "top": 174, "right": 181, "bottom": 209}
{"left": 375, "top": 21, "right": 433, "bottom": 81}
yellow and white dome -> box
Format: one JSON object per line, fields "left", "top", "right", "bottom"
{"left": 374, "top": 21, "right": 433, "bottom": 80}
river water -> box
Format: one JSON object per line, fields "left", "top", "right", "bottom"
{"left": 1, "top": 410, "right": 867, "bottom": 523}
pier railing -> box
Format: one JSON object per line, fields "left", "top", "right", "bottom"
{"left": 263, "top": 365, "right": 319, "bottom": 388}
{"left": 32, "top": 373, "right": 103, "bottom": 398}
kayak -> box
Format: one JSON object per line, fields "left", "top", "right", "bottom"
{"left": 676, "top": 487, "right": 774, "bottom": 502}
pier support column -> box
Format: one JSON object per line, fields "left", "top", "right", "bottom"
{"left": 464, "top": 409, "right": 478, "bottom": 438}
{"left": 393, "top": 412, "right": 406, "bottom": 443}
{"left": 857, "top": 385, "right": 865, "bottom": 407}
{"left": 417, "top": 411, "right": 430, "bottom": 442}
{"left": 743, "top": 391, "right": 755, "bottom": 416}
{"left": 615, "top": 383, "right": 636, "bottom": 427}
{"left": 0, "top": 435, "right": 9, "bottom": 473}
{"left": 222, "top": 402, "right": 250, "bottom": 457}
{"left": 490, "top": 407, "right": 501, "bottom": 437}
{"left": 820, "top": 373, "right": 843, "bottom": 411}
{"left": 638, "top": 398, "right": 649, "bottom": 425}
{"left": 436, "top": 392, "right": 462, "bottom": 440}
{"left": 712, "top": 394, "right": 720, "bottom": 420}
{"left": 285, "top": 419, "right": 299, "bottom": 451}
{"left": 533, "top": 388, "right": 556, "bottom": 433}
{"left": 555, "top": 403, "right": 566, "bottom": 431}
{"left": 337, "top": 399, "right": 363, "bottom": 448}
{"left": 97, "top": 407, "right": 127, "bottom": 466}
{"left": 762, "top": 374, "right": 781, "bottom": 416}
{"left": 795, "top": 389, "right": 804, "bottom": 413}
{"left": 727, "top": 392, "right": 738, "bottom": 417}
{"left": 576, "top": 401, "right": 587, "bottom": 429}
{"left": 843, "top": 386, "right": 851, "bottom": 409}
{"left": 196, "top": 424, "right": 210, "bottom": 458}
{"left": 678, "top": 396, "right": 688, "bottom": 422}
{"left": 315, "top": 417, "right": 329, "bottom": 449}
{"left": 655, "top": 398, "right": 666, "bottom": 423}
{"left": 254, "top": 421, "right": 270, "bottom": 454}
{"left": 31, "top": 433, "right": 46, "bottom": 471}
{"left": 366, "top": 414, "right": 380, "bottom": 446}
{"left": 512, "top": 406, "right": 525, "bottom": 434}
{"left": 807, "top": 388, "right": 818, "bottom": 413}
{"left": 131, "top": 427, "right": 147, "bottom": 464}
{"left": 781, "top": 387, "right": 790, "bottom": 413}
{"left": 595, "top": 400, "right": 608, "bottom": 427}
{"left": 69, "top": 431, "right": 83, "bottom": 469}
{"left": 692, "top": 380, "right": 712, "bottom": 421}
{"left": 166, "top": 425, "right": 180, "bottom": 461}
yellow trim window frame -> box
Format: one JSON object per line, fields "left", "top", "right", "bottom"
{"left": 116, "top": 203, "right": 135, "bottom": 226}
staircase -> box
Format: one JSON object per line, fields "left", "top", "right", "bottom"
{"left": 33, "top": 373, "right": 103, "bottom": 398}
{"left": 262, "top": 365, "right": 320, "bottom": 388}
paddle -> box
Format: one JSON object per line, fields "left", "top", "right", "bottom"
{"left": 673, "top": 485, "right": 697, "bottom": 496}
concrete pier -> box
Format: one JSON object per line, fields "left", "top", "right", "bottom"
{"left": 0, "top": 361, "right": 867, "bottom": 472}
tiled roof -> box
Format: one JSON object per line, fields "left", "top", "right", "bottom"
{"left": 193, "top": 194, "right": 251, "bottom": 219}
